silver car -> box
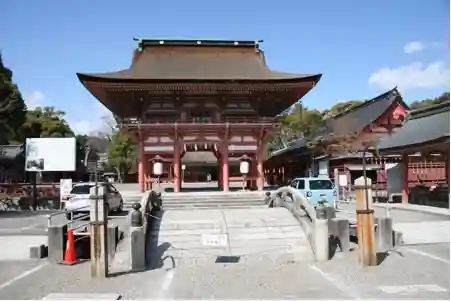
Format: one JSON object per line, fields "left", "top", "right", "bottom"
{"left": 64, "top": 182, "right": 124, "bottom": 220}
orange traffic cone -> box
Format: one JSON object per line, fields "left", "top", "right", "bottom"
{"left": 61, "top": 228, "right": 77, "bottom": 265}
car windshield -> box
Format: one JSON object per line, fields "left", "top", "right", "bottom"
{"left": 309, "top": 180, "right": 334, "bottom": 190}
{"left": 70, "top": 184, "right": 93, "bottom": 194}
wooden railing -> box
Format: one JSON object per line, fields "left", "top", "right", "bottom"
{"left": 121, "top": 117, "right": 275, "bottom": 125}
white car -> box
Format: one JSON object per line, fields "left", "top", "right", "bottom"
{"left": 64, "top": 182, "right": 124, "bottom": 220}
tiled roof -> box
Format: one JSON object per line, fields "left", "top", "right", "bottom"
{"left": 317, "top": 87, "right": 408, "bottom": 138}
{"left": 377, "top": 101, "right": 450, "bottom": 152}
{"left": 77, "top": 39, "right": 321, "bottom": 82}
{"left": 0, "top": 144, "right": 23, "bottom": 160}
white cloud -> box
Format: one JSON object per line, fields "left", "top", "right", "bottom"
{"left": 71, "top": 120, "right": 93, "bottom": 135}
{"left": 24, "top": 90, "right": 45, "bottom": 109}
{"left": 368, "top": 61, "right": 450, "bottom": 92}
{"left": 404, "top": 41, "right": 426, "bottom": 54}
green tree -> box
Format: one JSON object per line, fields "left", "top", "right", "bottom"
{"left": 107, "top": 131, "right": 136, "bottom": 182}
{"left": 0, "top": 53, "right": 27, "bottom": 144}
{"left": 322, "top": 100, "right": 364, "bottom": 119}
{"left": 265, "top": 103, "right": 326, "bottom": 155}
{"left": 16, "top": 106, "right": 74, "bottom": 141}
{"left": 410, "top": 92, "right": 450, "bottom": 110}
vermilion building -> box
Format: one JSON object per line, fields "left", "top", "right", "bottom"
{"left": 77, "top": 39, "right": 321, "bottom": 192}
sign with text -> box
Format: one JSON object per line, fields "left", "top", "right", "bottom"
{"left": 60, "top": 179, "right": 73, "bottom": 203}
{"left": 25, "top": 137, "right": 76, "bottom": 172}
{"left": 201, "top": 234, "right": 228, "bottom": 247}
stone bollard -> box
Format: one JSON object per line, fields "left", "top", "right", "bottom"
{"left": 47, "top": 224, "right": 67, "bottom": 263}
{"left": 107, "top": 224, "right": 119, "bottom": 263}
{"left": 129, "top": 202, "right": 145, "bottom": 272}
{"left": 330, "top": 218, "right": 350, "bottom": 252}
{"left": 265, "top": 192, "right": 272, "bottom": 206}
{"left": 375, "top": 217, "right": 393, "bottom": 253}
{"left": 313, "top": 202, "right": 330, "bottom": 262}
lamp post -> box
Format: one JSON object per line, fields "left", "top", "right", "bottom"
{"left": 181, "top": 164, "right": 186, "bottom": 183}
{"left": 150, "top": 155, "right": 164, "bottom": 192}
{"left": 239, "top": 154, "right": 251, "bottom": 192}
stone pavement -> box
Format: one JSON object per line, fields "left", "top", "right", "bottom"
{"left": 0, "top": 242, "right": 448, "bottom": 299}
{"left": 149, "top": 207, "right": 313, "bottom": 266}
{"left": 337, "top": 201, "right": 450, "bottom": 245}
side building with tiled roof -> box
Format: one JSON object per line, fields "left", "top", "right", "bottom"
{"left": 264, "top": 88, "right": 410, "bottom": 187}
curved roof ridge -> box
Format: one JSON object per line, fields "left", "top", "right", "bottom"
{"left": 77, "top": 38, "right": 321, "bottom": 82}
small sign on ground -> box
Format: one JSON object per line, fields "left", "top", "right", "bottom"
{"left": 201, "top": 234, "right": 228, "bottom": 247}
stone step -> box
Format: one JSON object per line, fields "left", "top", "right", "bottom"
{"left": 162, "top": 205, "right": 266, "bottom": 211}
{"left": 162, "top": 198, "right": 266, "bottom": 204}
{"left": 162, "top": 194, "right": 265, "bottom": 200}
{"left": 150, "top": 225, "right": 303, "bottom": 237}
{"left": 163, "top": 199, "right": 265, "bottom": 205}
{"left": 147, "top": 244, "right": 314, "bottom": 266}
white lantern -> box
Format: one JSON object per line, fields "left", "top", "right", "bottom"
{"left": 240, "top": 160, "right": 250, "bottom": 175}
{"left": 153, "top": 161, "right": 163, "bottom": 176}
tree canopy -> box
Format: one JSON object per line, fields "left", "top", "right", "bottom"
{"left": 409, "top": 92, "right": 450, "bottom": 110}
{"left": 0, "top": 53, "right": 27, "bottom": 144}
{"left": 107, "top": 131, "right": 136, "bottom": 182}
{"left": 15, "top": 106, "right": 74, "bottom": 142}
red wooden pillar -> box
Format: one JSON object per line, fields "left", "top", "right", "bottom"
{"left": 256, "top": 142, "right": 264, "bottom": 191}
{"left": 218, "top": 158, "right": 223, "bottom": 189}
{"left": 222, "top": 144, "right": 229, "bottom": 192}
{"left": 138, "top": 135, "right": 145, "bottom": 193}
{"left": 402, "top": 153, "right": 409, "bottom": 203}
{"left": 173, "top": 140, "right": 181, "bottom": 193}
{"left": 445, "top": 152, "right": 450, "bottom": 188}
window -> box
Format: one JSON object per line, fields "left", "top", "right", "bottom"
{"left": 309, "top": 180, "right": 334, "bottom": 190}
{"left": 71, "top": 184, "right": 93, "bottom": 194}
{"left": 297, "top": 180, "right": 305, "bottom": 190}
{"left": 290, "top": 180, "right": 298, "bottom": 188}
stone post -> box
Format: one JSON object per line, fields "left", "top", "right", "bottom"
{"left": 47, "top": 224, "right": 67, "bottom": 263}
{"left": 313, "top": 203, "right": 329, "bottom": 262}
{"left": 375, "top": 216, "right": 394, "bottom": 252}
{"left": 330, "top": 218, "right": 350, "bottom": 252}
{"left": 129, "top": 203, "right": 145, "bottom": 272}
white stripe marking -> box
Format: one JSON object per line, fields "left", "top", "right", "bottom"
{"left": 378, "top": 284, "right": 448, "bottom": 294}
{"left": 0, "top": 262, "right": 48, "bottom": 291}
{"left": 22, "top": 223, "right": 41, "bottom": 230}
{"left": 308, "top": 264, "right": 361, "bottom": 300}
{"left": 405, "top": 248, "right": 450, "bottom": 264}
{"left": 156, "top": 270, "right": 175, "bottom": 299}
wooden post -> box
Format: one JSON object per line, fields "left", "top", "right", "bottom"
{"left": 173, "top": 140, "right": 181, "bottom": 193}
{"left": 354, "top": 176, "right": 377, "bottom": 266}
{"left": 90, "top": 169, "right": 108, "bottom": 278}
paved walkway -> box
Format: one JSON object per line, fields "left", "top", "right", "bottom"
{"left": 148, "top": 207, "right": 313, "bottom": 266}
{"left": 337, "top": 202, "right": 450, "bottom": 245}
{"left": 0, "top": 242, "right": 448, "bottom": 299}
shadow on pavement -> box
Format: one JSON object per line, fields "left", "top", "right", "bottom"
{"left": 145, "top": 209, "right": 175, "bottom": 271}
{"left": 0, "top": 210, "right": 56, "bottom": 218}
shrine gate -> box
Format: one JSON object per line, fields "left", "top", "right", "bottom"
{"left": 77, "top": 39, "right": 321, "bottom": 192}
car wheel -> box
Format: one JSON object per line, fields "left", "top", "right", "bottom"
{"left": 66, "top": 212, "right": 73, "bottom": 220}
{"left": 117, "top": 199, "right": 123, "bottom": 212}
